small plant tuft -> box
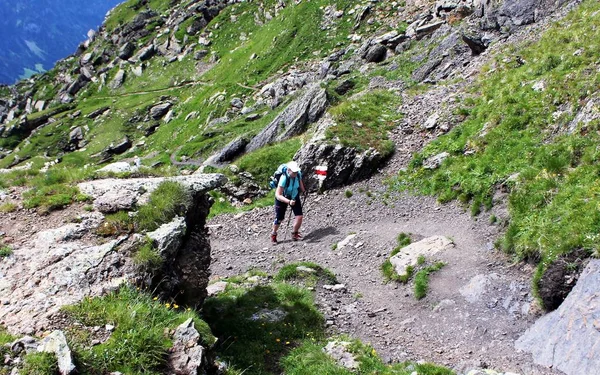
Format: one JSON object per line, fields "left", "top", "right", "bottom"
{"left": 136, "top": 181, "right": 191, "bottom": 232}
{"left": 134, "top": 236, "right": 163, "bottom": 270}
{"left": 414, "top": 262, "right": 446, "bottom": 300}
{"left": 345, "top": 189, "right": 353, "bottom": 198}
{"left": 0, "top": 244, "right": 12, "bottom": 258}
{"left": 275, "top": 261, "right": 337, "bottom": 285}
{"left": 21, "top": 352, "right": 58, "bottom": 375}
{"left": 0, "top": 202, "right": 17, "bottom": 213}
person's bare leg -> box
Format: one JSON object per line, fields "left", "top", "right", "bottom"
{"left": 293, "top": 215, "right": 303, "bottom": 233}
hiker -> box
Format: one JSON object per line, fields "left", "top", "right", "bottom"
{"left": 271, "top": 161, "right": 306, "bottom": 244}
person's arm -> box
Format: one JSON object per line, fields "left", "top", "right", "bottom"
{"left": 275, "top": 185, "right": 290, "bottom": 203}
{"left": 300, "top": 178, "right": 306, "bottom": 195}
{"left": 275, "top": 175, "right": 292, "bottom": 204}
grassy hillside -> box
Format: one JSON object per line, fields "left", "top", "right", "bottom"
{"left": 392, "top": 0, "right": 600, "bottom": 302}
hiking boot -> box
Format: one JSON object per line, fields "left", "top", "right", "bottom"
{"left": 291, "top": 232, "right": 302, "bottom": 241}
{"left": 271, "top": 233, "right": 278, "bottom": 244}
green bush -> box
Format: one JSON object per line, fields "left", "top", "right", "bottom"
{"left": 0, "top": 245, "right": 12, "bottom": 258}
{"left": 414, "top": 262, "right": 446, "bottom": 300}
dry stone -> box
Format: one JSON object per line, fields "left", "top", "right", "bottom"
{"left": 168, "top": 318, "right": 205, "bottom": 375}
{"left": 515, "top": 259, "right": 600, "bottom": 375}
{"left": 390, "top": 236, "right": 454, "bottom": 276}
{"left": 323, "top": 341, "right": 358, "bottom": 369}
{"left": 37, "top": 331, "right": 76, "bottom": 375}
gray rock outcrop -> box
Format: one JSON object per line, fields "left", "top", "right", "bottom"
{"left": 294, "top": 114, "right": 391, "bottom": 191}
{"left": 167, "top": 318, "right": 206, "bottom": 375}
{"left": 206, "top": 136, "right": 248, "bottom": 165}
{"left": 480, "top": 0, "right": 570, "bottom": 31}
{"left": 79, "top": 173, "right": 226, "bottom": 211}
{"left": 323, "top": 341, "right": 359, "bottom": 369}
{"left": 515, "top": 259, "right": 600, "bottom": 375}
{"left": 37, "top": 330, "right": 76, "bottom": 375}
{"left": 150, "top": 102, "right": 173, "bottom": 119}
{"left": 0, "top": 174, "right": 226, "bottom": 335}
{"left": 567, "top": 93, "right": 599, "bottom": 134}
{"left": 245, "top": 84, "right": 327, "bottom": 153}
{"left": 109, "top": 69, "right": 126, "bottom": 89}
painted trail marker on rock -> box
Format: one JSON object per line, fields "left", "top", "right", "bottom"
{"left": 315, "top": 165, "right": 327, "bottom": 192}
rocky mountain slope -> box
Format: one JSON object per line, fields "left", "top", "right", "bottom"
{"left": 0, "top": 0, "right": 599, "bottom": 374}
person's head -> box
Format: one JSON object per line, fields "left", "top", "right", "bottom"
{"left": 287, "top": 161, "right": 300, "bottom": 177}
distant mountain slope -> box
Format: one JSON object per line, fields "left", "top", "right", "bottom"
{"left": 0, "top": 0, "right": 123, "bottom": 84}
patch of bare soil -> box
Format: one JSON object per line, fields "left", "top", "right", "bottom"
{"left": 0, "top": 186, "right": 92, "bottom": 248}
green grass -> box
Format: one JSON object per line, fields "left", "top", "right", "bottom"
{"left": 63, "top": 285, "right": 215, "bottom": 375}
{"left": 0, "top": 202, "right": 17, "bottom": 213}
{"left": 344, "top": 190, "right": 353, "bottom": 198}
{"left": 21, "top": 352, "right": 58, "bottom": 375}
{"left": 382, "top": 233, "right": 413, "bottom": 282}
{"left": 0, "top": 244, "right": 12, "bottom": 258}
{"left": 414, "top": 262, "right": 446, "bottom": 300}
{"left": 1, "top": 167, "right": 94, "bottom": 214}
{"left": 104, "top": 0, "right": 172, "bottom": 32}
{"left": 282, "top": 339, "right": 453, "bottom": 375}
{"left": 236, "top": 137, "right": 302, "bottom": 186}
{"left": 97, "top": 211, "right": 134, "bottom": 237}
{"left": 203, "top": 266, "right": 453, "bottom": 375}
{"left": 136, "top": 181, "right": 191, "bottom": 232}
{"left": 134, "top": 236, "right": 163, "bottom": 270}
{"left": 22, "top": 184, "right": 87, "bottom": 213}
{"left": 391, "top": 0, "right": 600, "bottom": 306}
{"left": 327, "top": 90, "right": 401, "bottom": 155}
{"left": 208, "top": 190, "right": 276, "bottom": 218}
{"left": 202, "top": 281, "right": 325, "bottom": 374}
{"left": 275, "top": 262, "right": 338, "bottom": 286}
{"left": 0, "top": 325, "right": 14, "bottom": 346}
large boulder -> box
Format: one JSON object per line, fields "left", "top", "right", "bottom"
{"left": 515, "top": 259, "right": 600, "bottom": 375}
{"left": 363, "top": 44, "right": 387, "bottom": 63}
{"left": 294, "top": 115, "right": 391, "bottom": 191}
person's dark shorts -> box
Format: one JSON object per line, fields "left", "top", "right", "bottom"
{"left": 274, "top": 197, "right": 303, "bottom": 222}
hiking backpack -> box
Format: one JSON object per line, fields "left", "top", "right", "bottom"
{"left": 269, "top": 164, "right": 289, "bottom": 190}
